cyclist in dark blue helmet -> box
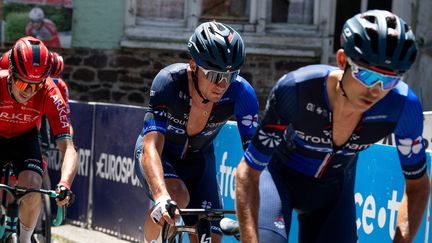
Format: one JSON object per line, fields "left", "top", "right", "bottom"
{"left": 134, "top": 21, "right": 258, "bottom": 243}
{"left": 236, "top": 10, "right": 430, "bottom": 243}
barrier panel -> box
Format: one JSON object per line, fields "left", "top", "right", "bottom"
{"left": 91, "top": 104, "right": 149, "bottom": 241}
{"left": 54, "top": 102, "right": 431, "bottom": 242}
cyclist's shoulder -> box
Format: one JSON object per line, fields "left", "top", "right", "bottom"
{"left": 385, "top": 81, "right": 422, "bottom": 110}
{"left": 276, "top": 64, "right": 335, "bottom": 89}
{"left": 153, "top": 63, "right": 187, "bottom": 85}
{"left": 229, "top": 76, "right": 257, "bottom": 97}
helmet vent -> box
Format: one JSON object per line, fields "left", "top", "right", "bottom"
{"left": 200, "top": 30, "right": 208, "bottom": 40}
{"left": 399, "top": 39, "right": 414, "bottom": 61}
{"left": 215, "top": 23, "right": 225, "bottom": 32}
{"left": 354, "top": 33, "right": 363, "bottom": 48}
{"left": 386, "top": 16, "right": 397, "bottom": 29}
{"left": 214, "top": 42, "right": 227, "bottom": 63}
{"left": 363, "top": 15, "right": 376, "bottom": 24}
{"left": 195, "top": 40, "right": 205, "bottom": 53}
{"left": 231, "top": 41, "right": 238, "bottom": 64}
{"left": 365, "top": 28, "right": 378, "bottom": 54}
{"left": 386, "top": 35, "right": 398, "bottom": 59}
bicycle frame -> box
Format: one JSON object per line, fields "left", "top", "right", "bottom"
{"left": 162, "top": 206, "right": 238, "bottom": 243}
{"left": 0, "top": 162, "right": 64, "bottom": 240}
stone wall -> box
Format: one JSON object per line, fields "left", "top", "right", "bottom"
{"left": 53, "top": 47, "right": 319, "bottom": 111}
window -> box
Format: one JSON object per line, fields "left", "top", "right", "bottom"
{"left": 201, "top": 0, "right": 250, "bottom": 23}
{"left": 137, "top": 0, "right": 185, "bottom": 20}
{"left": 123, "top": 0, "right": 327, "bottom": 58}
{"left": 270, "top": 0, "right": 314, "bottom": 25}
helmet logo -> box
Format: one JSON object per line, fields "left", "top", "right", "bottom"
{"left": 226, "top": 65, "right": 232, "bottom": 69}
{"left": 385, "top": 60, "right": 391, "bottom": 64}
{"left": 343, "top": 28, "right": 352, "bottom": 37}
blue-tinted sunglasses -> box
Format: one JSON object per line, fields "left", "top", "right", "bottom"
{"left": 199, "top": 66, "right": 239, "bottom": 85}
{"left": 347, "top": 58, "right": 402, "bottom": 91}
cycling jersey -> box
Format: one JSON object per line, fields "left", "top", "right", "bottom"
{"left": 135, "top": 63, "right": 258, "bottom": 234}
{"left": 244, "top": 64, "right": 426, "bottom": 180}
{"left": 0, "top": 71, "right": 71, "bottom": 140}
{"left": 40, "top": 77, "right": 70, "bottom": 153}
{"left": 140, "top": 63, "right": 259, "bottom": 157}
{"left": 25, "top": 19, "right": 61, "bottom": 48}
{"left": 51, "top": 77, "right": 69, "bottom": 110}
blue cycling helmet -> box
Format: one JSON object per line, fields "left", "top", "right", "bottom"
{"left": 188, "top": 21, "right": 245, "bottom": 72}
{"left": 340, "top": 10, "right": 418, "bottom": 75}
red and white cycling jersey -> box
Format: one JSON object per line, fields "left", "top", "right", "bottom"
{"left": 0, "top": 70, "right": 71, "bottom": 139}
{"left": 25, "top": 19, "right": 61, "bottom": 48}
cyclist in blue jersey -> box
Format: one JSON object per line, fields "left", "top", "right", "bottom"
{"left": 236, "top": 10, "right": 430, "bottom": 243}
{"left": 134, "top": 21, "right": 258, "bottom": 243}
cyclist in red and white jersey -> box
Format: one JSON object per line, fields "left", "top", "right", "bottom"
{"left": 0, "top": 36, "right": 77, "bottom": 243}
{"left": 25, "top": 7, "right": 61, "bottom": 48}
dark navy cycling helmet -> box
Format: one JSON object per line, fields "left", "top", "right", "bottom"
{"left": 340, "top": 10, "right": 418, "bottom": 75}
{"left": 188, "top": 21, "right": 245, "bottom": 72}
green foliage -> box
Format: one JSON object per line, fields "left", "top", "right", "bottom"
{"left": 4, "top": 12, "right": 27, "bottom": 43}
{"left": 4, "top": 3, "right": 73, "bottom": 32}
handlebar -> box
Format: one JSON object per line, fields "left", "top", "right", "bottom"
{"left": 0, "top": 184, "right": 65, "bottom": 227}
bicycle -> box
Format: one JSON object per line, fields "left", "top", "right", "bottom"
{"left": 161, "top": 200, "right": 240, "bottom": 243}
{"left": 0, "top": 162, "right": 65, "bottom": 243}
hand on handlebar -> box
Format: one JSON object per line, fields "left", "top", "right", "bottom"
{"left": 55, "top": 184, "right": 75, "bottom": 207}
{"left": 151, "top": 196, "right": 179, "bottom": 226}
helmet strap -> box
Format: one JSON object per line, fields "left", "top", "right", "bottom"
{"left": 339, "top": 65, "right": 349, "bottom": 99}
{"left": 7, "top": 75, "right": 19, "bottom": 103}
{"left": 192, "top": 70, "right": 210, "bottom": 104}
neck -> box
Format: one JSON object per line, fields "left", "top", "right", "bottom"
{"left": 328, "top": 70, "right": 362, "bottom": 116}
{"left": 188, "top": 68, "right": 212, "bottom": 106}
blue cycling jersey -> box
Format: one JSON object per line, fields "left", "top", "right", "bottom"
{"left": 244, "top": 64, "right": 426, "bottom": 179}
{"left": 141, "top": 63, "right": 259, "bottom": 158}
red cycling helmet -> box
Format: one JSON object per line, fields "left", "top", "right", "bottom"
{"left": 0, "top": 50, "right": 10, "bottom": 70}
{"left": 10, "top": 36, "right": 51, "bottom": 81}
{"left": 50, "top": 51, "right": 64, "bottom": 77}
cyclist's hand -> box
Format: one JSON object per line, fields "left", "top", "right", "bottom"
{"left": 150, "top": 196, "right": 179, "bottom": 226}
{"left": 55, "top": 183, "right": 75, "bottom": 207}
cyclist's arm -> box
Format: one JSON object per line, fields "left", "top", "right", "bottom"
{"left": 392, "top": 90, "right": 430, "bottom": 242}
{"left": 234, "top": 78, "right": 259, "bottom": 150}
{"left": 140, "top": 69, "right": 173, "bottom": 199}
{"left": 236, "top": 159, "right": 261, "bottom": 243}
{"left": 236, "top": 77, "right": 296, "bottom": 242}
{"left": 141, "top": 131, "right": 169, "bottom": 199}
{"left": 56, "top": 138, "right": 78, "bottom": 187}
{"left": 394, "top": 173, "right": 430, "bottom": 242}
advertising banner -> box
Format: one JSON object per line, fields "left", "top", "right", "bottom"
{"left": 91, "top": 104, "right": 149, "bottom": 242}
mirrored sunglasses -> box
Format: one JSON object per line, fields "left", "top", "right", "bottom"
{"left": 199, "top": 66, "right": 239, "bottom": 85}
{"left": 13, "top": 76, "right": 45, "bottom": 93}
{"left": 347, "top": 58, "right": 402, "bottom": 91}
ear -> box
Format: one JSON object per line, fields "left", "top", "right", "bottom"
{"left": 189, "top": 59, "right": 197, "bottom": 72}
{"left": 336, "top": 49, "right": 347, "bottom": 70}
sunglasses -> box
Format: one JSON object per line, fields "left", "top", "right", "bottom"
{"left": 199, "top": 66, "right": 239, "bottom": 85}
{"left": 13, "top": 75, "right": 45, "bottom": 93}
{"left": 347, "top": 58, "right": 402, "bottom": 91}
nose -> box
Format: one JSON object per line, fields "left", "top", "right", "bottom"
{"left": 216, "top": 78, "right": 229, "bottom": 89}
{"left": 368, "top": 82, "right": 382, "bottom": 97}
